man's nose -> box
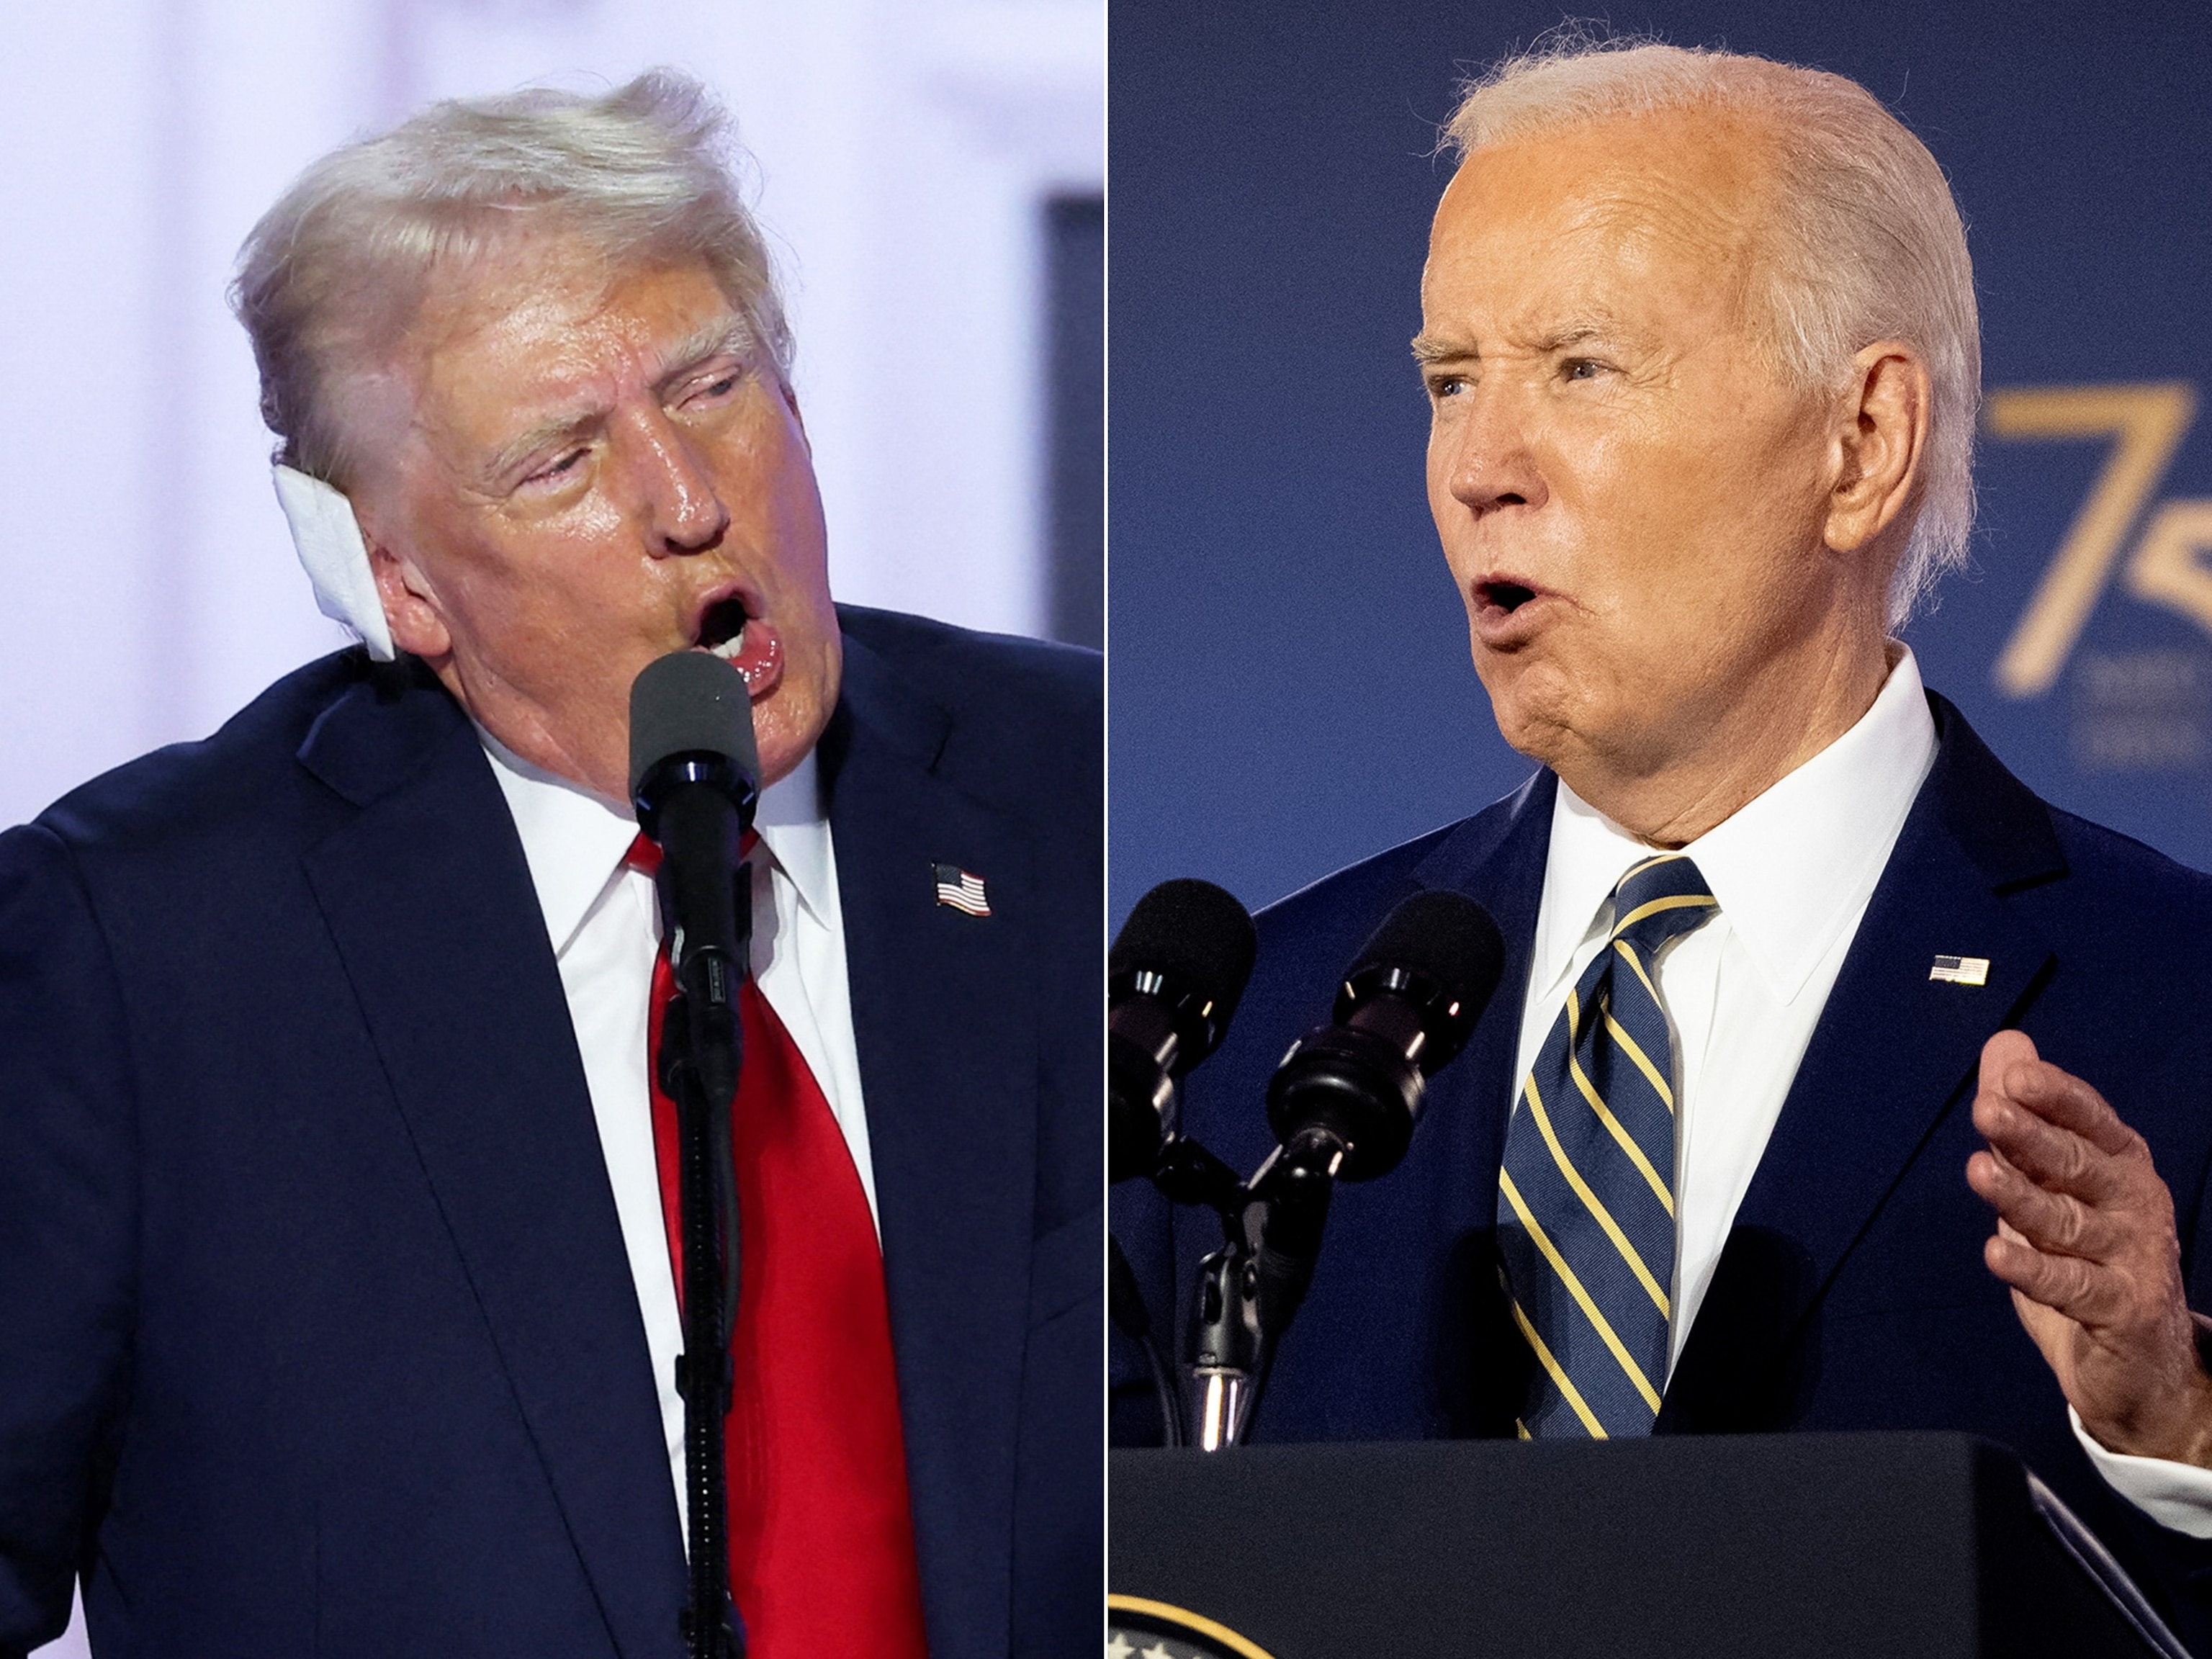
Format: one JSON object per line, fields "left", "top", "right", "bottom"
{"left": 1437, "top": 383, "right": 1550, "bottom": 517}
{"left": 621, "top": 408, "right": 732, "bottom": 554}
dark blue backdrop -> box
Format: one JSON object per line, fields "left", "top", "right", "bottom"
{"left": 1108, "top": 0, "right": 2212, "bottom": 925}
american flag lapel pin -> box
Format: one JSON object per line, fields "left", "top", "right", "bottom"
{"left": 1929, "top": 954, "right": 1990, "bottom": 986}
{"left": 932, "top": 862, "right": 991, "bottom": 917}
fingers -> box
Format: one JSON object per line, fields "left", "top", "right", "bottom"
{"left": 1972, "top": 1036, "right": 2149, "bottom": 1208}
{"left": 1976, "top": 1030, "right": 2136, "bottom": 1156}
{"left": 1967, "top": 1144, "right": 2125, "bottom": 1262}
{"left": 2003, "top": 1064, "right": 2139, "bottom": 1158}
{"left": 1982, "top": 1212, "right": 2114, "bottom": 1318}
{"left": 1974, "top": 1094, "right": 2143, "bottom": 1213}
{"left": 1980, "top": 1214, "right": 2115, "bottom": 1326}
{"left": 1979, "top": 1028, "right": 2038, "bottom": 1092}
{"left": 1966, "top": 1038, "right": 2212, "bottom": 1463}
{"left": 1966, "top": 1033, "right": 2177, "bottom": 1325}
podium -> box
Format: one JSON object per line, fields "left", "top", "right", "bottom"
{"left": 1110, "top": 1434, "right": 2188, "bottom": 1658}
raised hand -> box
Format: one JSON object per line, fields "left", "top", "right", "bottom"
{"left": 1966, "top": 1028, "right": 2212, "bottom": 1466}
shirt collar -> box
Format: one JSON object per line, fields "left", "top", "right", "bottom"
{"left": 477, "top": 729, "right": 832, "bottom": 956}
{"left": 1534, "top": 645, "right": 1939, "bottom": 1007}
{"left": 751, "top": 750, "right": 833, "bottom": 929}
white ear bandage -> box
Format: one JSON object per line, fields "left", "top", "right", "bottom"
{"left": 272, "top": 465, "right": 397, "bottom": 662}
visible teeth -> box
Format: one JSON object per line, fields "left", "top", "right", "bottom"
{"left": 709, "top": 622, "right": 747, "bottom": 660}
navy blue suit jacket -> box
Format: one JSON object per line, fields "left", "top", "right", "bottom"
{"left": 0, "top": 606, "right": 1100, "bottom": 1659}
{"left": 1113, "top": 693, "right": 2212, "bottom": 1644}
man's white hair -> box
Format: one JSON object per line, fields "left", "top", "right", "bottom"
{"left": 1444, "top": 34, "right": 1979, "bottom": 626}
{"left": 232, "top": 70, "right": 791, "bottom": 490}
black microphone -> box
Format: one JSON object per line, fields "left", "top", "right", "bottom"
{"left": 630, "top": 650, "right": 760, "bottom": 1110}
{"left": 1110, "top": 878, "right": 1259, "bottom": 1183}
{"left": 630, "top": 649, "right": 758, "bottom": 1659}
{"left": 1265, "top": 890, "right": 1505, "bottom": 1183}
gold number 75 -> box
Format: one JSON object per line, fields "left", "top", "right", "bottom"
{"left": 1987, "top": 382, "right": 2200, "bottom": 697}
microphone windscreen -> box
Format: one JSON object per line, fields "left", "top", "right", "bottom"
{"left": 1111, "top": 878, "right": 1259, "bottom": 1022}
{"left": 628, "top": 650, "right": 761, "bottom": 802}
{"left": 1349, "top": 890, "right": 1505, "bottom": 1011}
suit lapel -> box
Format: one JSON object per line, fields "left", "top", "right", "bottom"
{"left": 1402, "top": 772, "right": 1557, "bottom": 1435}
{"left": 822, "top": 632, "right": 1039, "bottom": 1655}
{"left": 1410, "top": 768, "right": 1557, "bottom": 1174}
{"left": 1659, "top": 696, "right": 2064, "bottom": 1431}
{"left": 297, "top": 673, "right": 684, "bottom": 1655}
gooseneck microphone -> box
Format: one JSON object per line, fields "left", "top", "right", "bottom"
{"left": 1265, "top": 889, "right": 1505, "bottom": 1182}
{"left": 629, "top": 649, "right": 758, "bottom": 1659}
{"left": 1109, "top": 879, "right": 1259, "bottom": 1183}
{"left": 1183, "top": 890, "right": 1506, "bottom": 1450}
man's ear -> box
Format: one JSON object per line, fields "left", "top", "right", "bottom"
{"left": 1825, "top": 341, "right": 1931, "bottom": 554}
{"left": 364, "top": 529, "right": 453, "bottom": 662}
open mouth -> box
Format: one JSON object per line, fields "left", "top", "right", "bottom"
{"left": 689, "top": 590, "right": 784, "bottom": 698}
{"left": 697, "top": 595, "right": 750, "bottom": 660}
{"left": 1477, "top": 580, "right": 1537, "bottom": 613}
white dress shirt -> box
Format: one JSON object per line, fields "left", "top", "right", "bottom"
{"left": 1511, "top": 645, "right": 2212, "bottom": 1533}
{"left": 479, "top": 732, "right": 874, "bottom": 1527}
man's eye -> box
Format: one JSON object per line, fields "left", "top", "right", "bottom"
{"left": 1563, "top": 358, "right": 1604, "bottom": 382}
{"left": 1429, "top": 374, "right": 1467, "bottom": 400}
{"left": 686, "top": 372, "right": 744, "bottom": 406}
{"left": 526, "top": 449, "right": 586, "bottom": 485}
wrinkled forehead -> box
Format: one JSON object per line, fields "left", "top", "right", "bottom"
{"left": 341, "top": 229, "right": 752, "bottom": 474}
{"left": 406, "top": 225, "right": 739, "bottom": 369}
{"left": 1422, "top": 107, "right": 1781, "bottom": 322}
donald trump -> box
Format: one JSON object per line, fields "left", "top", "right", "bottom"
{"left": 0, "top": 73, "right": 1099, "bottom": 1659}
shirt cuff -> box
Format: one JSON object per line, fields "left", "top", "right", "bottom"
{"left": 2070, "top": 1402, "right": 2212, "bottom": 1539}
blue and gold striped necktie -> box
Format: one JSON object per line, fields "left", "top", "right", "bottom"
{"left": 1497, "top": 852, "right": 1717, "bottom": 1438}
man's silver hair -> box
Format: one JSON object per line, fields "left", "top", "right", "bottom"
{"left": 232, "top": 70, "right": 791, "bottom": 489}
{"left": 1444, "top": 35, "right": 1979, "bottom": 626}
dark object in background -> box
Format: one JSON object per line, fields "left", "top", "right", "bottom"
{"left": 1046, "top": 192, "right": 1103, "bottom": 650}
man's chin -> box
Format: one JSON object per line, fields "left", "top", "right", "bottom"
{"left": 1475, "top": 658, "right": 1584, "bottom": 767}
{"left": 1491, "top": 709, "right": 1579, "bottom": 773}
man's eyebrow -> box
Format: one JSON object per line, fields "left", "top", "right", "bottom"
{"left": 652, "top": 320, "right": 757, "bottom": 393}
{"left": 1533, "top": 320, "right": 1614, "bottom": 353}
{"left": 485, "top": 412, "right": 596, "bottom": 485}
{"left": 1413, "top": 319, "right": 1631, "bottom": 367}
{"left": 481, "top": 320, "right": 760, "bottom": 483}
{"left": 1411, "top": 332, "right": 1475, "bottom": 365}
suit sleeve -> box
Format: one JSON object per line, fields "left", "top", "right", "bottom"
{"left": 0, "top": 825, "right": 138, "bottom": 1655}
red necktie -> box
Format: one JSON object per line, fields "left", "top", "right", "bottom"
{"left": 628, "top": 835, "right": 930, "bottom": 1658}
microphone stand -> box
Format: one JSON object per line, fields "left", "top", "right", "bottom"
{"left": 1183, "top": 1229, "right": 1264, "bottom": 1452}
{"left": 1167, "top": 1128, "right": 1344, "bottom": 1452}
{"left": 1151, "top": 1134, "right": 1260, "bottom": 1452}
{"left": 1120, "top": 1130, "right": 1346, "bottom": 1452}
{"left": 1113, "top": 1134, "right": 1245, "bottom": 1449}
{"left": 655, "top": 889, "right": 750, "bottom": 1659}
